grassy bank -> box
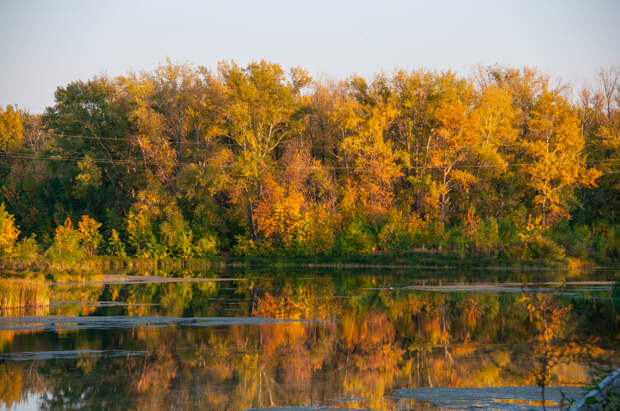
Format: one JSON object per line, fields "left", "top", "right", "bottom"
{"left": 0, "top": 255, "right": 224, "bottom": 277}
{"left": 3, "top": 249, "right": 608, "bottom": 280}
{"left": 224, "top": 250, "right": 601, "bottom": 271}
{"left": 0, "top": 278, "right": 49, "bottom": 310}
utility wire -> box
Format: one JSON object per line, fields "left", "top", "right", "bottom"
{"left": 1, "top": 151, "right": 619, "bottom": 171}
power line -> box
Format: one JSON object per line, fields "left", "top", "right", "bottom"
{"left": 45, "top": 133, "right": 343, "bottom": 149}
{"left": 1, "top": 151, "right": 619, "bottom": 171}
{"left": 39, "top": 133, "right": 551, "bottom": 150}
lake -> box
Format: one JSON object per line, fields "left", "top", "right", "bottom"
{"left": 0, "top": 266, "right": 618, "bottom": 410}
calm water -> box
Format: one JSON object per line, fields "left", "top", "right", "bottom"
{"left": 0, "top": 267, "right": 618, "bottom": 410}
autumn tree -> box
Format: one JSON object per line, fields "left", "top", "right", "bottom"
{"left": 389, "top": 70, "right": 474, "bottom": 220}
{"left": 250, "top": 148, "right": 336, "bottom": 255}
{"left": 77, "top": 215, "right": 103, "bottom": 256}
{"left": 521, "top": 90, "right": 601, "bottom": 225}
{"left": 118, "top": 61, "right": 220, "bottom": 184}
{"left": 0, "top": 105, "right": 23, "bottom": 151}
{"left": 0, "top": 202, "right": 20, "bottom": 258}
{"left": 332, "top": 76, "right": 402, "bottom": 221}
{"left": 46, "top": 217, "right": 84, "bottom": 263}
{"left": 579, "top": 67, "right": 620, "bottom": 222}
{"left": 213, "top": 60, "right": 311, "bottom": 240}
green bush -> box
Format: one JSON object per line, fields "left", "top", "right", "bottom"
{"left": 334, "top": 218, "right": 377, "bottom": 255}
{"left": 45, "top": 218, "right": 85, "bottom": 264}
{"left": 15, "top": 235, "right": 40, "bottom": 261}
{"left": 106, "top": 229, "right": 127, "bottom": 257}
{"left": 194, "top": 234, "right": 218, "bottom": 258}
{"left": 521, "top": 235, "right": 565, "bottom": 260}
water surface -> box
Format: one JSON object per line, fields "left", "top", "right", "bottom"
{"left": 0, "top": 266, "right": 618, "bottom": 410}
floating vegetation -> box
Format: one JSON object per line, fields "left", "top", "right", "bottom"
{"left": 0, "top": 278, "right": 49, "bottom": 310}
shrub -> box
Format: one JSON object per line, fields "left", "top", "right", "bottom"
{"left": 126, "top": 186, "right": 198, "bottom": 258}
{"left": 193, "top": 234, "right": 218, "bottom": 258}
{"left": 106, "top": 229, "right": 127, "bottom": 257}
{"left": 232, "top": 234, "right": 261, "bottom": 257}
{"left": 127, "top": 208, "right": 162, "bottom": 257}
{"left": 160, "top": 208, "right": 194, "bottom": 257}
{"left": 77, "top": 215, "right": 103, "bottom": 256}
{"left": 334, "top": 218, "right": 376, "bottom": 255}
{"left": 378, "top": 210, "right": 423, "bottom": 253}
{"left": 46, "top": 217, "right": 85, "bottom": 263}
{"left": 15, "top": 235, "right": 40, "bottom": 261}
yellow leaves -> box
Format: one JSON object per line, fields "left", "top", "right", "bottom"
{"left": 581, "top": 167, "right": 603, "bottom": 188}
{"left": 77, "top": 215, "right": 103, "bottom": 256}
{"left": 289, "top": 66, "right": 312, "bottom": 91}
{"left": 469, "top": 85, "right": 518, "bottom": 147}
{"left": 252, "top": 172, "right": 334, "bottom": 254}
{"left": 524, "top": 215, "right": 544, "bottom": 234}
{"left": 331, "top": 98, "right": 363, "bottom": 131}
{"left": 333, "top": 93, "right": 403, "bottom": 220}
{"left": 433, "top": 98, "right": 469, "bottom": 145}
{"left": 219, "top": 60, "right": 301, "bottom": 158}
{"left": 204, "top": 125, "right": 226, "bottom": 142}
{"left": 0, "top": 363, "right": 23, "bottom": 409}
{"left": 0, "top": 105, "right": 23, "bottom": 151}
{"left": 254, "top": 175, "right": 304, "bottom": 241}
{"left": 450, "top": 169, "right": 478, "bottom": 193}
{"left": 0, "top": 202, "right": 20, "bottom": 258}
{"left": 520, "top": 90, "right": 601, "bottom": 224}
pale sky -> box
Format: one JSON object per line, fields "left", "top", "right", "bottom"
{"left": 1, "top": 0, "right": 619, "bottom": 113}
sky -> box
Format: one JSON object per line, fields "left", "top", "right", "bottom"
{"left": 1, "top": 0, "right": 619, "bottom": 113}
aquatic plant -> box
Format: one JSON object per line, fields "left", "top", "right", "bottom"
{"left": 0, "top": 278, "right": 49, "bottom": 310}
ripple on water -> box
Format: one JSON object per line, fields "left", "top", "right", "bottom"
{"left": 0, "top": 349, "right": 146, "bottom": 361}
{"left": 392, "top": 386, "right": 585, "bottom": 410}
{"left": 0, "top": 315, "right": 324, "bottom": 331}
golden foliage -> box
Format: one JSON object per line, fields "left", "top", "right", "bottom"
{"left": 0, "top": 105, "right": 23, "bottom": 151}
{"left": 0, "top": 203, "right": 20, "bottom": 258}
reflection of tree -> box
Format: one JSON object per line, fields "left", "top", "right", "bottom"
{"left": 0, "top": 362, "right": 23, "bottom": 408}
{"left": 520, "top": 293, "right": 589, "bottom": 410}
{"left": 0, "top": 272, "right": 617, "bottom": 410}
{"left": 51, "top": 284, "right": 104, "bottom": 316}
{"left": 339, "top": 309, "right": 405, "bottom": 409}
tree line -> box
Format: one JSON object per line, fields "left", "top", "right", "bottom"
{"left": 0, "top": 61, "right": 618, "bottom": 261}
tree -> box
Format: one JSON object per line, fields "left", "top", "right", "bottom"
{"left": 429, "top": 96, "right": 479, "bottom": 221}
{"left": 332, "top": 76, "right": 402, "bottom": 222}
{"left": 0, "top": 202, "right": 20, "bottom": 258}
{"left": 214, "top": 60, "right": 311, "bottom": 240}
{"left": 390, "top": 70, "right": 474, "bottom": 221}
{"left": 0, "top": 105, "right": 23, "bottom": 151}
{"left": 46, "top": 217, "right": 84, "bottom": 263}
{"left": 521, "top": 90, "right": 601, "bottom": 225}
{"left": 42, "top": 76, "right": 136, "bottom": 230}
{"left": 77, "top": 215, "right": 103, "bottom": 256}
{"left": 579, "top": 67, "right": 620, "bottom": 222}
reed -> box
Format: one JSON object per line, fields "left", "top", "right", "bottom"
{"left": 0, "top": 278, "right": 49, "bottom": 310}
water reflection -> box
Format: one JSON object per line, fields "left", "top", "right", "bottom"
{"left": 0, "top": 268, "right": 618, "bottom": 410}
